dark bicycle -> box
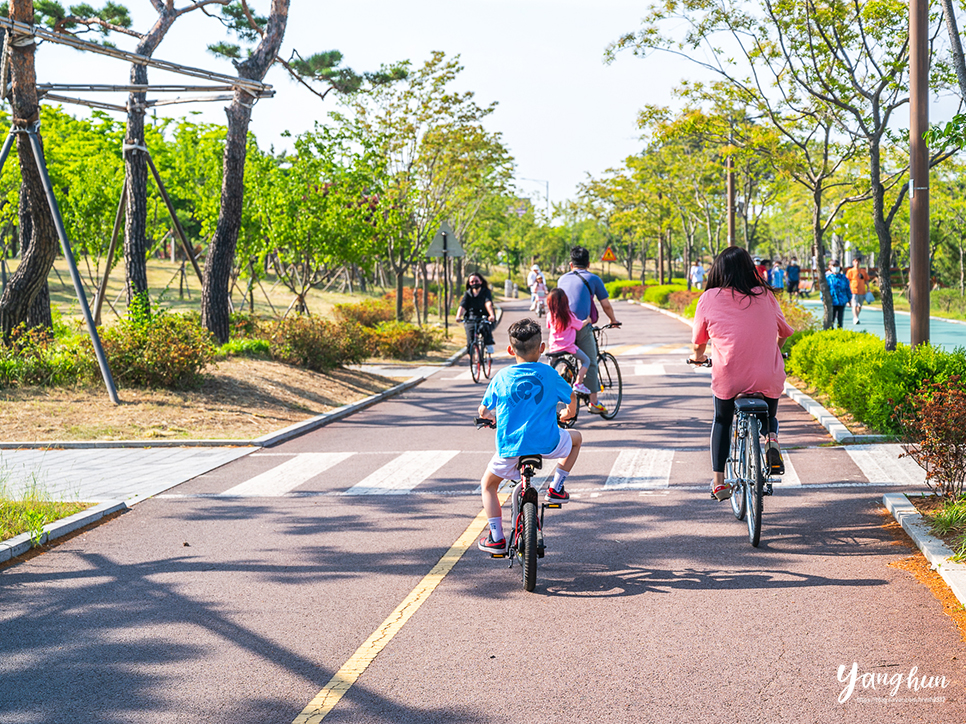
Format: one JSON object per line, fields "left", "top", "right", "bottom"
{"left": 548, "top": 323, "right": 623, "bottom": 427}
{"left": 687, "top": 357, "right": 776, "bottom": 547}
{"left": 475, "top": 417, "right": 561, "bottom": 592}
{"left": 467, "top": 317, "right": 493, "bottom": 384}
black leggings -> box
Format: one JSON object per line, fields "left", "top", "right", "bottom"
{"left": 711, "top": 395, "right": 779, "bottom": 473}
{"left": 832, "top": 305, "right": 845, "bottom": 328}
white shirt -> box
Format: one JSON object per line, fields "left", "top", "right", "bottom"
{"left": 690, "top": 264, "right": 704, "bottom": 283}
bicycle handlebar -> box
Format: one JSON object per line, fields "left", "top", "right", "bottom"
{"left": 686, "top": 357, "right": 713, "bottom": 367}
{"left": 595, "top": 322, "right": 622, "bottom": 331}
{"left": 474, "top": 416, "right": 496, "bottom": 429}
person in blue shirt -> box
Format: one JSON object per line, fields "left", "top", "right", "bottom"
{"left": 786, "top": 257, "right": 801, "bottom": 299}
{"left": 825, "top": 260, "right": 851, "bottom": 328}
{"left": 770, "top": 261, "right": 786, "bottom": 291}
{"left": 476, "top": 318, "right": 581, "bottom": 553}
{"left": 556, "top": 246, "right": 620, "bottom": 415}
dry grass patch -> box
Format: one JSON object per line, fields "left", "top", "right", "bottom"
{"left": 0, "top": 358, "right": 396, "bottom": 442}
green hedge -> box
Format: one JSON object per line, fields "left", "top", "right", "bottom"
{"left": 643, "top": 284, "right": 689, "bottom": 306}
{"left": 604, "top": 280, "right": 644, "bottom": 299}
{"left": 787, "top": 330, "right": 966, "bottom": 434}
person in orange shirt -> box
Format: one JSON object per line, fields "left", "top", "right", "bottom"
{"left": 846, "top": 257, "right": 870, "bottom": 325}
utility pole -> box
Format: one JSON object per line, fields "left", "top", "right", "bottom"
{"left": 726, "top": 154, "right": 736, "bottom": 247}
{"left": 910, "top": 0, "right": 930, "bottom": 347}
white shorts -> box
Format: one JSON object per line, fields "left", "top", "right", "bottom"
{"left": 486, "top": 428, "right": 573, "bottom": 481}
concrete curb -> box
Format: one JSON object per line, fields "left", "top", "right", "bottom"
{"left": 0, "top": 499, "right": 127, "bottom": 563}
{"left": 630, "top": 299, "right": 888, "bottom": 444}
{"left": 883, "top": 493, "right": 966, "bottom": 607}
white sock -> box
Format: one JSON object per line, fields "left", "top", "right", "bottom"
{"left": 488, "top": 516, "right": 504, "bottom": 541}
{"left": 553, "top": 468, "right": 569, "bottom": 491}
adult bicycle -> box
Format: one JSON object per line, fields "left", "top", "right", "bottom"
{"left": 548, "top": 322, "right": 623, "bottom": 426}
{"left": 475, "top": 417, "right": 561, "bottom": 592}
{"left": 687, "top": 357, "right": 776, "bottom": 547}
{"left": 467, "top": 317, "right": 493, "bottom": 384}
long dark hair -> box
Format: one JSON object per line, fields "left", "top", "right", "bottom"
{"left": 465, "top": 272, "right": 490, "bottom": 292}
{"left": 547, "top": 288, "right": 572, "bottom": 333}
{"left": 705, "top": 247, "right": 766, "bottom": 298}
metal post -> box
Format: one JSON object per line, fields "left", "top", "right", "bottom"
{"left": 443, "top": 232, "right": 449, "bottom": 336}
{"left": 145, "top": 151, "right": 204, "bottom": 284}
{"left": 25, "top": 127, "right": 120, "bottom": 404}
{"left": 726, "top": 154, "right": 736, "bottom": 247}
{"left": 910, "top": 0, "right": 930, "bottom": 347}
{"left": 93, "top": 179, "right": 126, "bottom": 326}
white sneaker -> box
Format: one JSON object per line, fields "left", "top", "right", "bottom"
{"left": 573, "top": 382, "right": 592, "bottom": 395}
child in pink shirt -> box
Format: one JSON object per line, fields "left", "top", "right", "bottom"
{"left": 546, "top": 288, "right": 592, "bottom": 394}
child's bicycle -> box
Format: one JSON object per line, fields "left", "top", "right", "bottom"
{"left": 475, "top": 417, "right": 561, "bottom": 592}
{"left": 548, "top": 322, "right": 623, "bottom": 427}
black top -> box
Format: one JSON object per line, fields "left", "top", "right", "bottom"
{"left": 460, "top": 288, "right": 492, "bottom": 318}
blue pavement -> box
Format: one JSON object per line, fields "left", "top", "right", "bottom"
{"left": 803, "top": 299, "right": 966, "bottom": 351}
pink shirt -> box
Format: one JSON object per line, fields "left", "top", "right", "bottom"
{"left": 692, "top": 287, "right": 793, "bottom": 399}
{"left": 547, "top": 310, "right": 582, "bottom": 353}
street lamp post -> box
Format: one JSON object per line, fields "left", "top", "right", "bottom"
{"left": 517, "top": 177, "right": 550, "bottom": 214}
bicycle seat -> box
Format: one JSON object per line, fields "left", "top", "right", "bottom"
{"left": 518, "top": 455, "right": 543, "bottom": 470}
{"left": 734, "top": 397, "right": 769, "bottom": 414}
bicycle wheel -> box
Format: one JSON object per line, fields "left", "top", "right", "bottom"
{"left": 745, "top": 425, "right": 764, "bottom": 547}
{"left": 522, "top": 500, "right": 538, "bottom": 592}
{"left": 596, "top": 352, "right": 623, "bottom": 419}
{"left": 729, "top": 422, "right": 746, "bottom": 520}
{"left": 550, "top": 356, "right": 579, "bottom": 428}
{"left": 470, "top": 341, "right": 482, "bottom": 383}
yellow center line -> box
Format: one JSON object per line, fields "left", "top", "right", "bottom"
{"left": 292, "top": 494, "right": 509, "bottom": 723}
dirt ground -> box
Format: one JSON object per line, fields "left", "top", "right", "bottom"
{"left": 0, "top": 358, "right": 401, "bottom": 442}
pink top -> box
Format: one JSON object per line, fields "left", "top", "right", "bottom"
{"left": 692, "top": 287, "right": 794, "bottom": 399}
{"left": 547, "top": 309, "right": 582, "bottom": 354}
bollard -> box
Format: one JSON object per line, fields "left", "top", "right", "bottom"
{"left": 505, "top": 279, "right": 513, "bottom": 298}
{"left": 512, "top": 283, "right": 519, "bottom": 299}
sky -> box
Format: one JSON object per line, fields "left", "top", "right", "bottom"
{"left": 28, "top": 0, "right": 689, "bottom": 208}
{"left": 26, "top": 1, "right": 962, "bottom": 210}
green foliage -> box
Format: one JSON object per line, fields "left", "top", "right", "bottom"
{"left": 98, "top": 299, "right": 215, "bottom": 388}
{"left": 778, "top": 295, "right": 820, "bottom": 333}
{"left": 642, "top": 284, "right": 689, "bottom": 306}
{"left": 605, "top": 280, "right": 645, "bottom": 298}
{"left": 788, "top": 330, "right": 966, "bottom": 434}
{"left": 369, "top": 321, "right": 443, "bottom": 360}
{"left": 333, "top": 298, "right": 398, "bottom": 327}
{"left": 268, "top": 317, "right": 370, "bottom": 372}
{"left": 215, "top": 339, "right": 270, "bottom": 359}
{"left": 0, "top": 324, "right": 95, "bottom": 388}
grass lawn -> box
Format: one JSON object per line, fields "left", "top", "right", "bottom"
{"left": 0, "top": 494, "right": 93, "bottom": 542}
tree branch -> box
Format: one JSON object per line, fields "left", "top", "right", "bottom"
{"left": 176, "top": 0, "right": 232, "bottom": 18}
{"left": 240, "top": 0, "right": 265, "bottom": 37}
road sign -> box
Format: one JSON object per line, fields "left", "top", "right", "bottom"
{"left": 601, "top": 246, "right": 617, "bottom": 262}
{"left": 426, "top": 222, "right": 464, "bottom": 258}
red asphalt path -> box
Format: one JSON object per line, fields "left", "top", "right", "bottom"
{"left": 0, "top": 300, "right": 962, "bottom": 723}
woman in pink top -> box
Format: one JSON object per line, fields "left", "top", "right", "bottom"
{"left": 690, "top": 246, "right": 794, "bottom": 501}
{"left": 546, "top": 288, "right": 592, "bottom": 394}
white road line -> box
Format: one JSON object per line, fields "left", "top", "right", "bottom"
{"left": 633, "top": 364, "right": 666, "bottom": 376}
{"left": 604, "top": 449, "right": 674, "bottom": 489}
{"left": 220, "top": 453, "right": 354, "bottom": 497}
{"left": 771, "top": 450, "right": 801, "bottom": 487}
{"left": 448, "top": 369, "right": 474, "bottom": 381}
{"left": 344, "top": 450, "right": 460, "bottom": 495}
{"left": 846, "top": 444, "right": 925, "bottom": 487}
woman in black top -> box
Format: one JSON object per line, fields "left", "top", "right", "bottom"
{"left": 455, "top": 272, "right": 496, "bottom": 352}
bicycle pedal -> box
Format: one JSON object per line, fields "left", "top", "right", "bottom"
{"left": 489, "top": 553, "right": 506, "bottom": 559}
{"left": 543, "top": 503, "right": 562, "bottom": 509}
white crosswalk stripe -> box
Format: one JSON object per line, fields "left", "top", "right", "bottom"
{"left": 604, "top": 449, "right": 673, "bottom": 489}
{"left": 846, "top": 444, "right": 925, "bottom": 487}
{"left": 344, "top": 450, "right": 460, "bottom": 495}
{"left": 633, "top": 364, "right": 666, "bottom": 376}
{"left": 220, "top": 452, "right": 354, "bottom": 497}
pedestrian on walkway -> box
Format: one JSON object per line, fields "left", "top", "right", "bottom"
{"left": 476, "top": 319, "right": 581, "bottom": 553}
{"left": 825, "top": 260, "right": 851, "bottom": 328}
{"left": 689, "top": 260, "right": 705, "bottom": 291}
{"left": 455, "top": 273, "right": 496, "bottom": 354}
{"left": 770, "top": 261, "right": 786, "bottom": 292}
{"left": 528, "top": 264, "right": 542, "bottom": 311}
{"left": 689, "top": 246, "right": 794, "bottom": 501}
{"left": 846, "top": 257, "right": 870, "bottom": 325}
{"left": 556, "top": 246, "right": 621, "bottom": 415}
{"left": 786, "top": 257, "right": 801, "bottom": 300}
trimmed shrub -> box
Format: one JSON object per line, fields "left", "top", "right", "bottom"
{"left": 229, "top": 311, "right": 263, "bottom": 340}
{"left": 642, "top": 284, "right": 689, "bottom": 306}
{"left": 370, "top": 321, "right": 443, "bottom": 360}
{"left": 215, "top": 339, "right": 271, "bottom": 359}
{"left": 269, "top": 317, "right": 370, "bottom": 372}
{"left": 334, "top": 298, "right": 397, "bottom": 327}
{"left": 667, "top": 290, "right": 701, "bottom": 315}
{"left": 99, "top": 311, "right": 215, "bottom": 388}
{"left": 898, "top": 375, "right": 966, "bottom": 498}
{"left": 0, "top": 324, "right": 95, "bottom": 388}
{"left": 604, "top": 280, "right": 644, "bottom": 299}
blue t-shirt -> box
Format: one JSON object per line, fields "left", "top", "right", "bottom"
{"left": 482, "top": 362, "right": 573, "bottom": 457}
{"left": 787, "top": 264, "right": 800, "bottom": 282}
{"left": 771, "top": 268, "right": 786, "bottom": 289}
{"left": 556, "top": 269, "right": 608, "bottom": 321}
{"left": 826, "top": 271, "right": 851, "bottom": 306}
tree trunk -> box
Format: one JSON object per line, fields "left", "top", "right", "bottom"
{"left": 201, "top": 0, "right": 290, "bottom": 344}
{"left": 0, "top": 1, "right": 59, "bottom": 339}
{"left": 812, "top": 185, "right": 833, "bottom": 330}
{"left": 870, "top": 141, "right": 898, "bottom": 350}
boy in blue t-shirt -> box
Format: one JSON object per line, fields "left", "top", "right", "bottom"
{"left": 477, "top": 318, "right": 581, "bottom": 553}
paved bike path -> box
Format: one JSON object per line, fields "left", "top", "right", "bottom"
{"left": 1, "top": 300, "right": 962, "bottom": 723}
